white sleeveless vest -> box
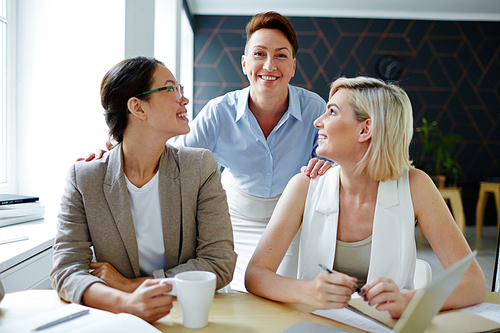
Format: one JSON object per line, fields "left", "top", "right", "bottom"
{"left": 297, "top": 166, "right": 416, "bottom": 290}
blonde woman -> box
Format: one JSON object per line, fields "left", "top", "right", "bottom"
{"left": 245, "top": 77, "right": 485, "bottom": 318}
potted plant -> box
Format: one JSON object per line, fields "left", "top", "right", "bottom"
{"left": 415, "top": 118, "right": 462, "bottom": 187}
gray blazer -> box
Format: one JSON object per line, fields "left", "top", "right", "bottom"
{"left": 51, "top": 144, "right": 236, "bottom": 304}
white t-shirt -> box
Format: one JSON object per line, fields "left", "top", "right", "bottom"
{"left": 125, "top": 171, "right": 167, "bottom": 276}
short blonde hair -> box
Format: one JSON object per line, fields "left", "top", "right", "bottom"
{"left": 329, "top": 77, "right": 413, "bottom": 181}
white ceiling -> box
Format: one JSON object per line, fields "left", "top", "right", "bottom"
{"left": 186, "top": 0, "right": 500, "bottom": 21}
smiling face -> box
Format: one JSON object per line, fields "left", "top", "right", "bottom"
{"left": 141, "top": 65, "right": 190, "bottom": 139}
{"left": 314, "top": 89, "right": 367, "bottom": 162}
{"left": 241, "top": 28, "right": 296, "bottom": 99}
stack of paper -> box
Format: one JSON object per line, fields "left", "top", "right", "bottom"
{"left": 0, "top": 194, "right": 45, "bottom": 228}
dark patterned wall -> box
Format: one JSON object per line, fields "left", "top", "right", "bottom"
{"left": 193, "top": 15, "right": 500, "bottom": 225}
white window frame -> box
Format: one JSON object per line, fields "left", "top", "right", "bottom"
{"left": 0, "top": 0, "right": 16, "bottom": 194}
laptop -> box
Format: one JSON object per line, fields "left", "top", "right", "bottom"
{"left": 0, "top": 194, "right": 39, "bottom": 205}
{"left": 392, "top": 250, "right": 477, "bottom": 332}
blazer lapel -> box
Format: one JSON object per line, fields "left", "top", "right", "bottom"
{"left": 368, "top": 178, "right": 402, "bottom": 284}
{"left": 158, "top": 147, "right": 181, "bottom": 269}
{"left": 313, "top": 167, "right": 341, "bottom": 272}
{"left": 103, "top": 145, "right": 141, "bottom": 277}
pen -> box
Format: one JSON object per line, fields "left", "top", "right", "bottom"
{"left": 32, "top": 309, "right": 90, "bottom": 331}
{"left": 318, "top": 263, "right": 361, "bottom": 293}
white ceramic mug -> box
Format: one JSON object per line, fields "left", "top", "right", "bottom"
{"left": 160, "top": 271, "right": 216, "bottom": 329}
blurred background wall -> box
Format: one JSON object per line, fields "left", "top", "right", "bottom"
{"left": 192, "top": 15, "right": 500, "bottom": 226}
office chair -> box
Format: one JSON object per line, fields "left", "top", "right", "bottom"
{"left": 414, "top": 258, "right": 433, "bottom": 289}
{"left": 0, "top": 279, "right": 4, "bottom": 303}
{"left": 492, "top": 228, "right": 500, "bottom": 292}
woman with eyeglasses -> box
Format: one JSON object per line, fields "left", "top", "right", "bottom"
{"left": 50, "top": 56, "right": 236, "bottom": 323}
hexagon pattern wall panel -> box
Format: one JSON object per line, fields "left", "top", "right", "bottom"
{"left": 193, "top": 15, "right": 500, "bottom": 185}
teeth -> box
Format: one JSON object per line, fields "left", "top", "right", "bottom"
{"left": 261, "top": 76, "right": 277, "bottom": 81}
{"left": 177, "top": 113, "right": 187, "bottom": 118}
{"left": 318, "top": 134, "right": 327, "bottom": 139}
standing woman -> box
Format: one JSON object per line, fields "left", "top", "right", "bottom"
{"left": 179, "top": 11, "right": 329, "bottom": 292}
{"left": 246, "top": 77, "right": 485, "bottom": 317}
{"left": 51, "top": 56, "right": 236, "bottom": 323}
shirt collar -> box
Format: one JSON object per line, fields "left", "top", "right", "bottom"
{"left": 235, "top": 85, "right": 303, "bottom": 122}
{"left": 287, "top": 85, "right": 302, "bottom": 122}
{"left": 235, "top": 86, "right": 251, "bottom": 122}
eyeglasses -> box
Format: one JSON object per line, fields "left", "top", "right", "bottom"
{"left": 134, "top": 83, "right": 184, "bottom": 102}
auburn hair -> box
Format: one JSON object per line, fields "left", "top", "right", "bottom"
{"left": 245, "top": 11, "right": 298, "bottom": 57}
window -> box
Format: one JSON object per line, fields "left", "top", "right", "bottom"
{"left": 0, "top": 0, "right": 6, "bottom": 185}
{"left": 0, "top": 0, "right": 16, "bottom": 194}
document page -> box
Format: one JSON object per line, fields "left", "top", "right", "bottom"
{"left": 282, "top": 320, "right": 359, "bottom": 332}
{"left": 459, "top": 303, "right": 500, "bottom": 324}
{"left": 313, "top": 308, "right": 392, "bottom": 333}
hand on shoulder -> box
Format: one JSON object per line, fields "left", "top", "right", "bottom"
{"left": 300, "top": 158, "right": 333, "bottom": 179}
{"left": 76, "top": 142, "right": 113, "bottom": 162}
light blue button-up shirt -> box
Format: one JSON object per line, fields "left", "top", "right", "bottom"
{"left": 178, "top": 85, "right": 326, "bottom": 198}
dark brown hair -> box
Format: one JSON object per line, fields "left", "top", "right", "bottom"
{"left": 245, "top": 11, "right": 298, "bottom": 57}
{"left": 100, "top": 56, "right": 163, "bottom": 143}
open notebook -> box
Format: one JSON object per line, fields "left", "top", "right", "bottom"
{"left": 314, "top": 250, "right": 478, "bottom": 333}
{"left": 0, "top": 303, "right": 161, "bottom": 333}
{"left": 393, "top": 250, "right": 476, "bottom": 332}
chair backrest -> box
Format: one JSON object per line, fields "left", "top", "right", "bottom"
{"left": 492, "top": 228, "right": 500, "bottom": 292}
{"left": 414, "top": 258, "right": 433, "bottom": 289}
{"left": 0, "top": 279, "right": 4, "bottom": 304}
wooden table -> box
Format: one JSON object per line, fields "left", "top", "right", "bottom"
{"left": 0, "top": 290, "right": 363, "bottom": 332}
{"left": 1, "top": 290, "right": 500, "bottom": 332}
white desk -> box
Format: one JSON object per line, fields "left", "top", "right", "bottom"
{"left": 0, "top": 218, "right": 57, "bottom": 292}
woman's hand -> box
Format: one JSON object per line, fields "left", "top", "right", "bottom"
{"left": 121, "top": 279, "right": 175, "bottom": 323}
{"left": 302, "top": 272, "right": 358, "bottom": 309}
{"left": 90, "top": 262, "right": 146, "bottom": 293}
{"left": 300, "top": 158, "right": 332, "bottom": 179}
{"left": 76, "top": 142, "right": 112, "bottom": 161}
{"left": 360, "top": 277, "right": 412, "bottom": 318}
